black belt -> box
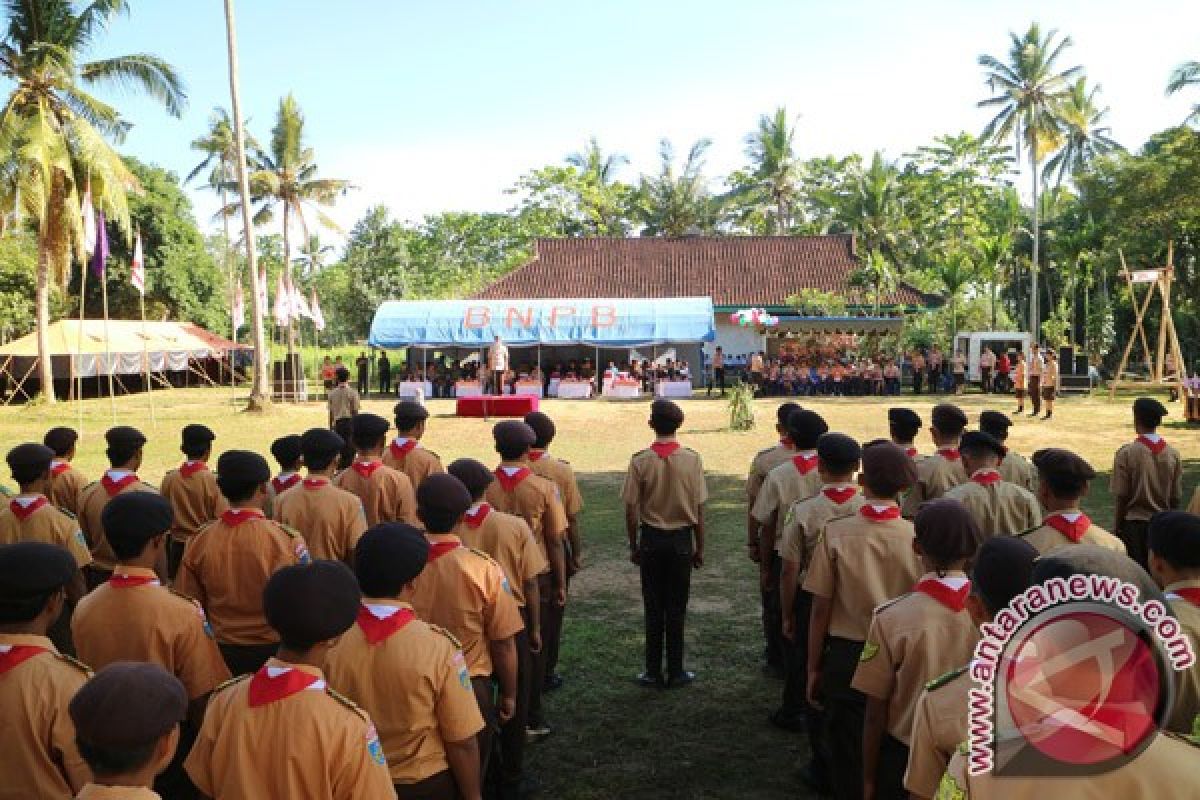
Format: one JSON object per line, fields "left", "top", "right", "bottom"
{"left": 640, "top": 524, "right": 693, "bottom": 536}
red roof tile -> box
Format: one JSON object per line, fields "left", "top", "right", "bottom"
{"left": 474, "top": 235, "right": 932, "bottom": 308}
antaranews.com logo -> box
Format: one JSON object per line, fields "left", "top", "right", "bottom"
{"left": 968, "top": 574, "right": 1195, "bottom": 776}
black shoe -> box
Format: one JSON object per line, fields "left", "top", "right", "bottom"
{"left": 543, "top": 673, "right": 564, "bottom": 692}
{"left": 798, "top": 761, "right": 833, "bottom": 796}
{"left": 769, "top": 709, "right": 807, "bottom": 732}
{"left": 636, "top": 671, "right": 665, "bottom": 689}
{"left": 667, "top": 670, "right": 696, "bottom": 688}
{"left": 1043, "top": 413, "right": 1052, "bottom": 420}
{"left": 762, "top": 663, "right": 785, "bottom": 680}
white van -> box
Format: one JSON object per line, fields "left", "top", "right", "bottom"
{"left": 953, "top": 331, "right": 1034, "bottom": 384}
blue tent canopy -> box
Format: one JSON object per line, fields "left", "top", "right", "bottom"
{"left": 368, "top": 297, "right": 715, "bottom": 349}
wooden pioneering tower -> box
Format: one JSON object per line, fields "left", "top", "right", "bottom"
{"left": 1109, "top": 243, "right": 1186, "bottom": 399}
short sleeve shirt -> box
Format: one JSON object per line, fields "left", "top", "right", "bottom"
{"left": 1110, "top": 439, "right": 1184, "bottom": 521}
{"left": 779, "top": 487, "right": 865, "bottom": 583}
{"left": 484, "top": 467, "right": 568, "bottom": 561}
{"left": 160, "top": 464, "right": 228, "bottom": 542}
{"left": 746, "top": 443, "right": 794, "bottom": 504}
{"left": 334, "top": 462, "right": 417, "bottom": 528}
{"left": 943, "top": 477, "right": 1042, "bottom": 538}
{"left": 274, "top": 479, "right": 367, "bottom": 563}
{"left": 528, "top": 452, "right": 584, "bottom": 517}
{"left": 77, "top": 475, "right": 159, "bottom": 570}
{"left": 454, "top": 505, "right": 549, "bottom": 607}
{"left": 902, "top": 453, "right": 968, "bottom": 518}
{"left": 47, "top": 463, "right": 86, "bottom": 516}
{"left": 0, "top": 497, "right": 91, "bottom": 568}
{"left": 904, "top": 666, "right": 970, "bottom": 798}
{"left": 621, "top": 444, "right": 708, "bottom": 530}
{"left": 382, "top": 440, "right": 445, "bottom": 489}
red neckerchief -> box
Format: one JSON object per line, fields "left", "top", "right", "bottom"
{"left": 428, "top": 539, "right": 463, "bottom": 562}
{"left": 272, "top": 473, "right": 302, "bottom": 494}
{"left": 50, "top": 461, "right": 71, "bottom": 477}
{"left": 108, "top": 571, "right": 160, "bottom": 589}
{"left": 793, "top": 453, "right": 818, "bottom": 475}
{"left": 302, "top": 477, "right": 329, "bottom": 490}
{"left": 861, "top": 504, "right": 901, "bottom": 522}
{"left": 0, "top": 644, "right": 48, "bottom": 675}
{"left": 528, "top": 449, "right": 548, "bottom": 462}
{"left": 915, "top": 578, "right": 971, "bottom": 612}
{"left": 247, "top": 666, "right": 321, "bottom": 708}
{"left": 494, "top": 467, "right": 532, "bottom": 492}
{"left": 1044, "top": 512, "right": 1091, "bottom": 543}
{"left": 221, "top": 508, "right": 265, "bottom": 527}
{"left": 464, "top": 504, "right": 492, "bottom": 529}
{"left": 938, "top": 448, "right": 961, "bottom": 462}
{"left": 779, "top": 437, "right": 793, "bottom": 448}
{"left": 650, "top": 442, "right": 681, "bottom": 460}
{"left": 822, "top": 486, "right": 857, "bottom": 505}
{"left": 180, "top": 461, "right": 208, "bottom": 478}
{"left": 1172, "top": 588, "right": 1200, "bottom": 607}
{"left": 390, "top": 438, "right": 418, "bottom": 459}
{"left": 355, "top": 605, "right": 417, "bottom": 645}
{"left": 1137, "top": 435, "right": 1167, "bottom": 456}
{"left": 971, "top": 469, "right": 1002, "bottom": 487}
{"left": 9, "top": 496, "right": 48, "bottom": 521}
{"left": 101, "top": 473, "right": 139, "bottom": 496}
{"left": 351, "top": 460, "right": 383, "bottom": 480}
{"left": 905, "top": 447, "right": 919, "bottom": 459}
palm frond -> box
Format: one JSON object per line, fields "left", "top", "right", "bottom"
{"left": 1166, "top": 61, "right": 1200, "bottom": 95}
{"left": 81, "top": 53, "right": 187, "bottom": 117}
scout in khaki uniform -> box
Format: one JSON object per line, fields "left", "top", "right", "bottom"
{"left": 853, "top": 499, "right": 985, "bottom": 800}
{"left": 76, "top": 426, "right": 158, "bottom": 588}
{"left": 274, "top": 428, "right": 368, "bottom": 564}
{"left": 0, "top": 444, "right": 90, "bottom": 587}
{"left": 159, "top": 424, "right": 228, "bottom": 579}
{"left": 777, "top": 433, "right": 865, "bottom": 792}
{"left": 327, "top": 365, "right": 361, "bottom": 429}
{"left": 888, "top": 407, "right": 924, "bottom": 461}
{"left": 69, "top": 663, "right": 189, "bottom": 800}
{"left": 804, "top": 441, "right": 922, "bottom": 800}
{"left": 265, "top": 434, "right": 303, "bottom": 518}
{"left": 943, "top": 431, "right": 1041, "bottom": 538}
{"left": 185, "top": 561, "right": 395, "bottom": 799}
{"left": 901, "top": 404, "right": 969, "bottom": 519}
{"left": 43, "top": 427, "right": 86, "bottom": 516}
{"left": 1111, "top": 397, "right": 1183, "bottom": 568}
{"left": 334, "top": 413, "right": 418, "bottom": 527}
{"left": 903, "top": 536, "right": 1038, "bottom": 800}
{"left": 1021, "top": 448, "right": 1125, "bottom": 556}
{"left": 1039, "top": 349, "right": 1059, "bottom": 419}
{"left": 623, "top": 400, "right": 708, "bottom": 689}
{"left": 978, "top": 411, "right": 1036, "bottom": 492}
{"left": 1026, "top": 344, "right": 1044, "bottom": 416}
{"left": 0, "top": 542, "right": 91, "bottom": 799}
{"left": 383, "top": 401, "right": 445, "bottom": 488}
{"left": 408, "top": 474, "right": 523, "bottom": 780}
{"left": 176, "top": 450, "right": 312, "bottom": 677}
{"left": 327, "top": 524, "right": 485, "bottom": 800}
{"left": 1147, "top": 511, "right": 1200, "bottom": 735}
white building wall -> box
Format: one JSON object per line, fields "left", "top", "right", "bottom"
{"left": 704, "top": 317, "right": 765, "bottom": 363}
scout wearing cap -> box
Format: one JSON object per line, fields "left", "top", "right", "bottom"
{"left": 852, "top": 499, "right": 984, "bottom": 800}
{"left": 185, "top": 561, "right": 395, "bottom": 799}
{"left": 887, "top": 408, "right": 924, "bottom": 461}
{"left": 159, "top": 424, "right": 227, "bottom": 580}
{"left": 264, "top": 434, "right": 304, "bottom": 518}
{"left": 334, "top": 414, "right": 417, "bottom": 527}
{"left": 71, "top": 662, "right": 188, "bottom": 796}
{"left": 901, "top": 404, "right": 969, "bottom": 519}
{"left": 383, "top": 401, "right": 444, "bottom": 488}
{"left": 176, "top": 450, "right": 312, "bottom": 677}
{"left": 72, "top": 492, "right": 230, "bottom": 710}
{"left": 76, "top": 426, "right": 157, "bottom": 588}
{"left": 904, "top": 536, "right": 1038, "bottom": 800}
{"left": 274, "top": 429, "right": 367, "bottom": 564}
{"left": 944, "top": 431, "right": 1041, "bottom": 537}
{"left": 0, "top": 541, "right": 92, "bottom": 798}
{"left": 979, "top": 410, "right": 1037, "bottom": 492}
{"left": 1111, "top": 397, "right": 1183, "bottom": 568}
{"left": 1147, "top": 512, "right": 1200, "bottom": 734}
{"left": 747, "top": 402, "right": 801, "bottom": 563}
{"left": 43, "top": 427, "right": 86, "bottom": 516}
{"left": 326, "top": 525, "right": 486, "bottom": 799}
{"left": 802, "top": 441, "right": 921, "bottom": 800}
{"left": 0, "top": 443, "right": 92, "bottom": 573}
{"left": 1020, "top": 448, "right": 1125, "bottom": 556}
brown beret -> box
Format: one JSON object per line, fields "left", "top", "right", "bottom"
{"left": 216, "top": 450, "right": 271, "bottom": 484}
{"left": 70, "top": 662, "right": 187, "bottom": 749}
{"left": 105, "top": 426, "right": 146, "bottom": 448}
{"left": 523, "top": 412, "right": 556, "bottom": 446}
{"left": 650, "top": 399, "right": 684, "bottom": 427}
{"left": 447, "top": 458, "right": 495, "bottom": 496}
{"left": 959, "top": 431, "right": 1006, "bottom": 460}
{"left": 931, "top": 403, "right": 968, "bottom": 434}
{"left": 264, "top": 561, "right": 360, "bottom": 644}
{"left": 493, "top": 421, "right": 536, "bottom": 451}
{"left": 416, "top": 473, "right": 473, "bottom": 518}
{"left": 6, "top": 443, "right": 54, "bottom": 473}
{"left": 861, "top": 441, "right": 918, "bottom": 495}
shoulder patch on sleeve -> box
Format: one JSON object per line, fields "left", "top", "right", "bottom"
{"left": 54, "top": 652, "right": 93, "bottom": 676}
{"left": 325, "top": 686, "right": 370, "bottom": 721}
{"left": 926, "top": 665, "right": 969, "bottom": 692}
{"left": 859, "top": 642, "right": 880, "bottom": 662}
{"left": 214, "top": 673, "right": 251, "bottom": 693}
{"left": 428, "top": 623, "right": 463, "bottom": 650}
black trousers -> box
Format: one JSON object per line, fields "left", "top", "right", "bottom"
{"left": 218, "top": 642, "right": 277, "bottom": 677}
{"left": 638, "top": 526, "right": 694, "bottom": 677}
{"left": 912, "top": 370, "right": 923, "bottom": 394}
{"left": 875, "top": 733, "right": 910, "bottom": 800}
{"left": 471, "top": 675, "right": 498, "bottom": 781}
{"left": 1119, "top": 519, "right": 1151, "bottom": 570}
{"left": 821, "top": 637, "right": 866, "bottom": 800}
{"left": 763, "top": 554, "right": 784, "bottom": 668}
{"left": 714, "top": 367, "right": 726, "bottom": 394}
{"left": 544, "top": 567, "right": 570, "bottom": 681}
{"left": 782, "top": 590, "right": 828, "bottom": 780}
{"left": 357, "top": 372, "right": 369, "bottom": 394}
{"left": 380, "top": 372, "right": 392, "bottom": 394}
{"left": 528, "top": 574, "right": 554, "bottom": 727}
{"left": 1028, "top": 376, "right": 1042, "bottom": 414}
{"left": 166, "top": 536, "right": 186, "bottom": 581}
{"left": 396, "top": 769, "right": 457, "bottom": 800}
{"left": 492, "top": 370, "right": 506, "bottom": 395}
{"left": 497, "top": 623, "right": 532, "bottom": 788}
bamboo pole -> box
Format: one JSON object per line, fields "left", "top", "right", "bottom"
{"left": 100, "top": 263, "right": 115, "bottom": 422}
{"left": 139, "top": 292, "right": 156, "bottom": 427}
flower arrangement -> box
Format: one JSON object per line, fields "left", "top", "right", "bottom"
{"left": 729, "top": 308, "right": 780, "bottom": 328}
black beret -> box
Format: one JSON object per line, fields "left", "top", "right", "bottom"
{"left": 300, "top": 428, "right": 344, "bottom": 458}
{"left": 650, "top": 399, "right": 684, "bottom": 427}
{"left": 181, "top": 424, "right": 215, "bottom": 447}
{"left": 787, "top": 409, "right": 829, "bottom": 447}
{"left": 105, "top": 426, "right": 146, "bottom": 448}
{"left": 493, "top": 421, "right": 536, "bottom": 451}
{"left": 816, "top": 433, "right": 861, "bottom": 466}
{"left": 70, "top": 662, "right": 187, "bottom": 749}
{"left": 6, "top": 443, "right": 54, "bottom": 472}
{"left": 971, "top": 536, "right": 1039, "bottom": 611}
{"left": 102, "top": 492, "right": 173, "bottom": 543}
{"left": 1032, "top": 544, "right": 1164, "bottom": 607}
{"left": 888, "top": 408, "right": 922, "bottom": 431}
{"left": 393, "top": 401, "right": 429, "bottom": 424}
{"left": 264, "top": 561, "right": 361, "bottom": 644}
{"left": 1148, "top": 511, "right": 1200, "bottom": 569}
{"left": 355, "top": 524, "right": 430, "bottom": 589}
{"left": 1032, "top": 448, "right": 1096, "bottom": 482}
{"left": 978, "top": 411, "right": 1012, "bottom": 437}
{"left": 1133, "top": 397, "right": 1168, "bottom": 423}
{"left": 776, "top": 401, "right": 801, "bottom": 426}
{"left": 270, "top": 435, "right": 303, "bottom": 466}
{"left": 416, "top": 473, "right": 473, "bottom": 518}
{"left": 523, "top": 412, "right": 556, "bottom": 445}
{"left": 352, "top": 413, "right": 391, "bottom": 441}
{"left": 959, "top": 431, "right": 1006, "bottom": 459}
{"left": 0, "top": 542, "right": 76, "bottom": 599}
{"left": 447, "top": 458, "right": 495, "bottom": 496}
{"left": 861, "top": 441, "right": 918, "bottom": 495}
{"left": 216, "top": 450, "right": 271, "bottom": 484}
{"left": 43, "top": 427, "right": 78, "bottom": 456}
{"left": 931, "top": 403, "right": 968, "bottom": 433}
{"left": 915, "top": 497, "right": 982, "bottom": 547}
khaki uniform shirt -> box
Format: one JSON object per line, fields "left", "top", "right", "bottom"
{"left": 1111, "top": 438, "right": 1184, "bottom": 521}
{"left": 72, "top": 566, "right": 230, "bottom": 700}
{"left": 0, "top": 495, "right": 92, "bottom": 567}
{"left": 334, "top": 461, "right": 418, "bottom": 527}
{"left": 1018, "top": 511, "right": 1126, "bottom": 557}
{"left": 160, "top": 463, "right": 228, "bottom": 543}
{"left": 185, "top": 659, "right": 394, "bottom": 800}
{"left": 48, "top": 462, "right": 86, "bottom": 516}
{"left": 746, "top": 441, "right": 794, "bottom": 505}
{"left": 77, "top": 472, "right": 159, "bottom": 571}
{"left": 176, "top": 510, "right": 310, "bottom": 646}
{"left": 382, "top": 438, "right": 444, "bottom": 490}
{"left": 1028, "top": 352, "right": 1044, "bottom": 377}
{"left": 401, "top": 534, "right": 524, "bottom": 677}
{"left": 621, "top": 442, "right": 708, "bottom": 530}
{"left": 943, "top": 471, "right": 1042, "bottom": 538}
{"left": 327, "top": 383, "right": 361, "bottom": 423}
{"left": 325, "top": 599, "right": 485, "bottom": 784}
{"left": 851, "top": 574, "right": 979, "bottom": 744}
{"left": 1042, "top": 357, "right": 1059, "bottom": 389}
{"left": 1164, "top": 582, "right": 1200, "bottom": 734}
{"left": 0, "top": 633, "right": 91, "bottom": 800}
{"left": 1012, "top": 359, "right": 1026, "bottom": 390}
{"left": 779, "top": 486, "right": 865, "bottom": 583}
{"left": 485, "top": 464, "right": 568, "bottom": 562}
{"left": 902, "top": 451, "right": 968, "bottom": 518}
{"left": 274, "top": 478, "right": 367, "bottom": 563}
{"left": 802, "top": 506, "right": 922, "bottom": 641}
{"left": 751, "top": 453, "right": 824, "bottom": 553}
{"left": 905, "top": 665, "right": 970, "bottom": 799}
{"left": 77, "top": 784, "right": 160, "bottom": 799}
{"left": 454, "top": 503, "right": 548, "bottom": 607}
{"left": 528, "top": 450, "right": 584, "bottom": 517}
{"left": 997, "top": 451, "right": 1037, "bottom": 493}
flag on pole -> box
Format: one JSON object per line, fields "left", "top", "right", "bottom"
{"left": 130, "top": 232, "right": 145, "bottom": 295}
{"left": 90, "top": 211, "right": 108, "bottom": 278}
{"left": 232, "top": 281, "right": 245, "bottom": 332}
{"left": 290, "top": 278, "right": 313, "bottom": 320}
{"left": 81, "top": 187, "right": 97, "bottom": 257}
{"left": 310, "top": 288, "right": 326, "bottom": 332}
{"left": 273, "top": 272, "right": 290, "bottom": 328}
{"left": 256, "top": 270, "right": 268, "bottom": 316}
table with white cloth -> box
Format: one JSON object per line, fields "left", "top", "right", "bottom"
{"left": 603, "top": 378, "right": 641, "bottom": 399}
{"left": 455, "top": 381, "right": 483, "bottom": 398}
{"left": 655, "top": 381, "right": 693, "bottom": 398}
{"left": 556, "top": 380, "right": 593, "bottom": 399}
{"left": 397, "top": 381, "right": 433, "bottom": 399}
{"left": 514, "top": 380, "right": 544, "bottom": 398}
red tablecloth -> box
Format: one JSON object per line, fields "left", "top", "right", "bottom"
{"left": 456, "top": 395, "right": 540, "bottom": 418}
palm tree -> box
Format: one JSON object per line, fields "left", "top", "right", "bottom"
{"left": 978, "top": 23, "right": 1081, "bottom": 336}
{"left": 0, "top": 0, "right": 186, "bottom": 402}
{"left": 744, "top": 107, "right": 801, "bottom": 233}
{"left": 1166, "top": 60, "right": 1200, "bottom": 124}
{"left": 839, "top": 151, "right": 907, "bottom": 264}
{"left": 974, "top": 231, "right": 1012, "bottom": 330}
{"left": 1044, "top": 78, "right": 1122, "bottom": 184}
{"left": 636, "top": 138, "right": 716, "bottom": 236}
{"left": 934, "top": 248, "right": 975, "bottom": 339}
{"left": 912, "top": 132, "right": 1012, "bottom": 242}
{"left": 848, "top": 249, "right": 897, "bottom": 315}
{"left": 566, "top": 136, "right": 628, "bottom": 185}
{"left": 565, "top": 137, "right": 630, "bottom": 235}
{"left": 295, "top": 233, "right": 334, "bottom": 277}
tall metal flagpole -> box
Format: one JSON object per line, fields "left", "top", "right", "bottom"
{"left": 101, "top": 266, "right": 116, "bottom": 422}
{"left": 75, "top": 254, "right": 89, "bottom": 434}
{"left": 133, "top": 230, "right": 155, "bottom": 427}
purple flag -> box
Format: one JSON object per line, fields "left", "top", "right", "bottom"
{"left": 90, "top": 211, "right": 108, "bottom": 278}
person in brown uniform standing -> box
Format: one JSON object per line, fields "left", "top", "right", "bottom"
{"left": 274, "top": 429, "right": 368, "bottom": 565}
{"left": 176, "top": 450, "right": 312, "bottom": 676}
{"left": 77, "top": 426, "right": 158, "bottom": 589}
{"left": 1146, "top": 512, "right": 1200, "bottom": 735}
{"left": 160, "top": 424, "right": 228, "bottom": 579}
{"left": 944, "top": 431, "right": 1041, "bottom": 537}
{"left": 901, "top": 404, "right": 969, "bottom": 518}
{"left": 623, "top": 399, "right": 708, "bottom": 689}
{"left": 43, "top": 427, "right": 87, "bottom": 516}
{"left": 0, "top": 444, "right": 90, "bottom": 589}
{"left": 334, "top": 413, "right": 418, "bottom": 527}
{"left": 264, "top": 434, "right": 303, "bottom": 518}
{"left": 384, "top": 401, "right": 445, "bottom": 488}
{"left": 0, "top": 542, "right": 91, "bottom": 799}
{"left": 1021, "top": 448, "right": 1126, "bottom": 556}
{"left": 1112, "top": 397, "right": 1183, "bottom": 568}
{"left": 887, "top": 407, "right": 923, "bottom": 461}
{"left": 327, "top": 365, "right": 361, "bottom": 430}
{"left": 327, "top": 525, "right": 485, "bottom": 800}
{"left": 1026, "top": 344, "right": 1044, "bottom": 417}
{"left": 978, "top": 411, "right": 1037, "bottom": 492}
{"left": 185, "top": 561, "right": 395, "bottom": 799}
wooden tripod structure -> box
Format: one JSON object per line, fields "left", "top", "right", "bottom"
{"left": 1109, "top": 243, "right": 1186, "bottom": 399}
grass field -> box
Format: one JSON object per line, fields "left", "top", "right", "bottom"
{"left": 2, "top": 389, "right": 1197, "bottom": 799}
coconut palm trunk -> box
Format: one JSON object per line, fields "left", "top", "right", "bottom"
{"left": 35, "top": 245, "right": 55, "bottom": 403}
{"left": 1030, "top": 154, "right": 1040, "bottom": 336}
{"left": 282, "top": 200, "right": 296, "bottom": 354}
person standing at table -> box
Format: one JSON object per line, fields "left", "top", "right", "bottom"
{"left": 487, "top": 336, "right": 509, "bottom": 396}
{"left": 378, "top": 351, "right": 393, "bottom": 396}
{"left": 327, "top": 367, "right": 360, "bottom": 430}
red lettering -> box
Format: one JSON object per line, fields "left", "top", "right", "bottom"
{"left": 591, "top": 304, "right": 616, "bottom": 328}
{"left": 464, "top": 307, "right": 490, "bottom": 328}
{"left": 505, "top": 306, "right": 534, "bottom": 329}
{"left": 548, "top": 305, "right": 576, "bottom": 327}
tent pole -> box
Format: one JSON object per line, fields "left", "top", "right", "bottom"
{"left": 76, "top": 256, "right": 89, "bottom": 435}
{"left": 140, "top": 293, "right": 156, "bottom": 428}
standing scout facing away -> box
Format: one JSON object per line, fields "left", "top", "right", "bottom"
{"left": 1111, "top": 397, "right": 1183, "bottom": 569}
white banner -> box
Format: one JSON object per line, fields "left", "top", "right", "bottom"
{"left": 1129, "top": 270, "right": 1160, "bottom": 284}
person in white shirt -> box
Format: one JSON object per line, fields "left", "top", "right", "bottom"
{"left": 487, "top": 336, "right": 510, "bottom": 396}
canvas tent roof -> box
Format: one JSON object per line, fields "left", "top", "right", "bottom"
{"left": 0, "top": 320, "right": 249, "bottom": 358}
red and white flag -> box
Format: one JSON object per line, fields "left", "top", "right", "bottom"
{"left": 256, "top": 270, "right": 268, "bottom": 315}
{"left": 273, "top": 272, "right": 290, "bottom": 327}
{"left": 288, "top": 277, "right": 312, "bottom": 320}
{"left": 130, "top": 233, "right": 145, "bottom": 295}
{"left": 81, "top": 186, "right": 96, "bottom": 257}
{"left": 311, "top": 289, "right": 326, "bottom": 332}
{"left": 232, "top": 281, "right": 245, "bottom": 332}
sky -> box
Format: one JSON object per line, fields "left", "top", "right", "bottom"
{"left": 89, "top": 0, "right": 1200, "bottom": 248}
